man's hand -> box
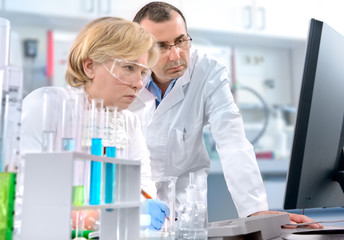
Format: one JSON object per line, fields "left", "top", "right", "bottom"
{"left": 141, "top": 199, "right": 170, "bottom": 230}
{"left": 249, "top": 210, "right": 323, "bottom": 229}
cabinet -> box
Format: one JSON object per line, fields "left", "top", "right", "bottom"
{"left": 19, "top": 152, "right": 140, "bottom": 240}
{"left": 235, "top": 46, "right": 292, "bottom": 106}
{"left": 256, "top": 0, "right": 315, "bottom": 39}
{"left": 2, "top": 0, "right": 183, "bottom": 26}
{"left": 4, "top": 0, "right": 98, "bottom": 18}
{"left": 181, "top": 0, "right": 252, "bottom": 33}
{"left": 108, "top": 0, "right": 182, "bottom": 20}
{"left": 3, "top": 0, "right": 139, "bottom": 19}
{"left": 181, "top": 0, "right": 315, "bottom": 39}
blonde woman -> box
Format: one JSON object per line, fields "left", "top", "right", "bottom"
{"left": 20, "top": 17, "right": 165, "bottom": 231}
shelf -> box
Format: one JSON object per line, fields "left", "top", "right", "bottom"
{"left": 1, "top": 9, "right": 307, "bottom": 49}
{"left": 19, "top": 152, "right": 140, "bottom": 240}
{"left": 188, "top": 27, "right": 306, "bottom": 49}
{"left": 0, "top": 10, "right": 91, "bottom": 31}
{"left": 73, "top": 201, "right": 140, "bottom": 210}
{"left": 72, "top": 151, "right": 140, "bottom": 165}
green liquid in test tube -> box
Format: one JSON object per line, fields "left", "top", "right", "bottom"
{"left": 72, "top": 185, "right": 85, "bottom": 206}
{"left": 62, "top": 138, "right": 75, "bottom": 151}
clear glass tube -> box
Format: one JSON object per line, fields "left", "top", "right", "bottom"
{"left": 104, "top": 106, "right": 117, "bottom": 204}
{"left": 73, "top": 92, "right": 88, "bottom": 153}
{"left": 0, "top": 64, "right": 24, "bottom": 239}
{"left": 0, "top": 17, "right": 10, "bottom": 66}
{"left": 89, "top": 98, "right": 104, "bottom": 205}
{"left": 70, "top": 93, "right": 88, "bottom": 239}
{"left": 0, "top": 66, "right": 23, "bottom": 172}
{"left": 0, "top": 66, "right": 10, "bottom": 172}
{"left": 61, "top": 98, "right": 76, "bottom": 151}
{"left": 70, "top": 93, "right": 88, "bottom": 206}
{"left": 41, "top": 88, "right": 59, "bottom": 152}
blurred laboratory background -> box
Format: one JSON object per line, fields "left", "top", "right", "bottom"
{"left": 1, "top": 0, "right": 343, "bottom": 221}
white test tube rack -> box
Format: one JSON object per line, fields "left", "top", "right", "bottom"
{"left": 19, "top": 152, "right": 140, "bottom": 240}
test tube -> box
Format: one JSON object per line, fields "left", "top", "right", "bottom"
{"left": 61, "top": 98, "right": 76, "bottom": 151}
{"left": 0, "top": 66, "right": 10, "bottom": 173}
{"left": 0, "top": 65, "right": 23, "bottom": 172}
{"left": 71, "top": 93, "right": 88, "bottom": 239}
{"left": 72, "top": 92, "right": 88, "bottom": 206}
{"left": 42, "top": 88, "right": 59, "bottom": 152}
{"left": 0, "top": 18, "right": 10, "bottom": 67}
{"left": 61, "top": 96, "right": 85, "bottom": 205}
{"left": 0, "top": 64, "right": 24, "bottom": 239}
{"left": 89, "top": 98, "right": 104, "bottom": 205}
{"left": 74, "top": 92, "right": 88, "bottom": 153}
{"left": 104, "top": 106, "right": 117, "bottom": 204}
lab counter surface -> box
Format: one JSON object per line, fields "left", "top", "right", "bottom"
{"left": 281, "top": 226, "right": 344, "bottom": 240}
{"left": 207, "top": 226, "right": 344, "bottom": 240}
{"left": 208, "top": 226, "right": 344, "bottom": 240}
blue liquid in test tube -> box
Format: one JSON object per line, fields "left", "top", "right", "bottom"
{"left": 105, "top": 146, "right": 116, "bottom": 203}
{"left": 90, "top": 137, "right": 102, "bottom": 205}
{"left": 62, "top": 138, "right": 75, "bottom": 151}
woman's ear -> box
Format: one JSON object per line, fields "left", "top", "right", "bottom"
{"left": 83, "top": 57, "right": 95, "bottom": 79}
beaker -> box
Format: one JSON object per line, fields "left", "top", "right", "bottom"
{"left": 140, "top": 176, "right": 177, "bottom": 239}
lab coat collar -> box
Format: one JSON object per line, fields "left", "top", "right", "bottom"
{"left": 129, "top": 87, "right": 155, "bottom": 112}
{"left": 152, "top": 66, "right": 191, "bottom": 121}
{"left": 132, "top": 56, "right": 193, "bottom": 121}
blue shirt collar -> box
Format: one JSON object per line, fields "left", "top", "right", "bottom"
{"left": 146, "top": 77, "right": 178, "bottom": 107}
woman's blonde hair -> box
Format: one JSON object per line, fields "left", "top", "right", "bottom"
{"left": 66, "top": 17, "right": 159, "bottom": 87}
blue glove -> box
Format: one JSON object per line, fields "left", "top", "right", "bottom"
{"left": 141, "top": 199, "right": 170, "bottom": 230}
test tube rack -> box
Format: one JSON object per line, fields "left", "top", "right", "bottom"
{"left": 19, "top": 152, "right": 140, "bottom": 240}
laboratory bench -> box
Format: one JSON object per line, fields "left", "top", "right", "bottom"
{"left": 208, "top": 226, "right": 344, "bottom": 240}
{"left": 281, "top": 226, "right": 344, "bottom": 240}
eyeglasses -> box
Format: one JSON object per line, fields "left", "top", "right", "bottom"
{"left": 158, "top": 36, "right": 192, "bottom": 54}
{"left": 103, "top": 58, "right": 151, "bottom": 85}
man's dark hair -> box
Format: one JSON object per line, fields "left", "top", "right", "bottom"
{"left": 133, "top": 1, "right": 187, "bottom": 30}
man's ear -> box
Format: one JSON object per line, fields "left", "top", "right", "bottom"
{"left": 83, "top": 57, "right": 95, "bottom": 79}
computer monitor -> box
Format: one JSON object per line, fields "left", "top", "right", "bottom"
{"left": 284, "top": 19, "right": 344, "bottom": 210}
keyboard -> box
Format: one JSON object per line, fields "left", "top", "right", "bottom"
{"left": 208, "top": 213, "right": 290, "bottom": 240}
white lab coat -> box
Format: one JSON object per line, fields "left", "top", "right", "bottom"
{"left": 20, "top": 86, "right": 153, "bottom": 186}
{"left": 129, "top": 49, "right": 268, "bottom": 217}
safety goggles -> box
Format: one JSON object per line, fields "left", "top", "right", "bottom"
{"left": 103, "top": 58, "right": 151, "bottom": 86}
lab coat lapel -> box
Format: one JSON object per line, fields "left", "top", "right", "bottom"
{"left": 130, "top": 87, "right": 155, "bottom": 111}
{"left": 152, "top": 70, "right": 191, "bottom": 122}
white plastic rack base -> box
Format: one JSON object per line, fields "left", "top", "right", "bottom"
{"left": 19, "top": 152, "right": 140, "bottom": 240}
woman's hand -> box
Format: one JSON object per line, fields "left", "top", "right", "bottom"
{"left": 141, "top": 199, "right": 170, "bottom": 230}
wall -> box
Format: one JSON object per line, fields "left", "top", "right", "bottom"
{"left": 2, "top": 0, "right": 314, "bottom": 222}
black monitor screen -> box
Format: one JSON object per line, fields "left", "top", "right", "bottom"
{"left": 284, "top": 19, "right": 344, "bottom": 210}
